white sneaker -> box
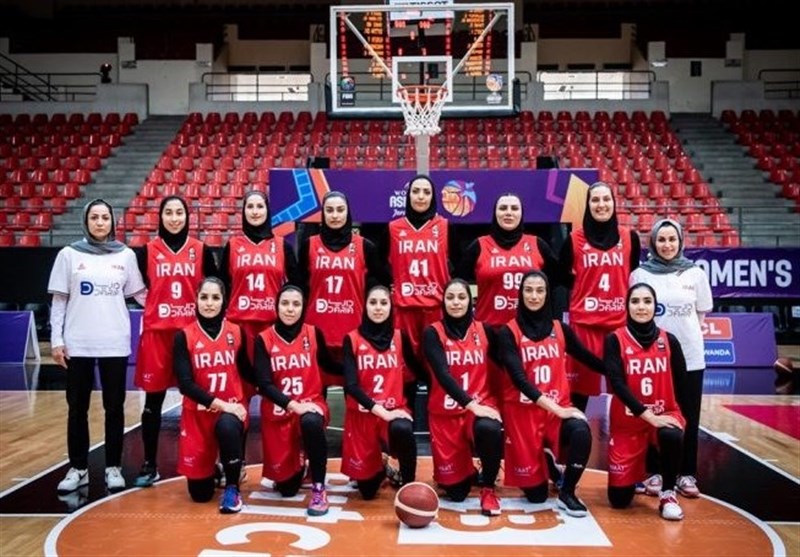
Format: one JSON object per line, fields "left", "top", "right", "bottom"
{"left": 643, "top": 474, "right": 663, "bottom": 497}
{"left": 676, "top": 475, "right": 700, "bottom": 498}
{"left": 659, "top": 490, "right": 684, "bottom": 521}
{"left": 105, "top": 466, "right": 126, "bottom": 492}
{"left": 57, "top": 467, "right": 88, "bottom": 494}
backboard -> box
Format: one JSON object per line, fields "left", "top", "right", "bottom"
{"left": 329, "top": 2, "right": 516, "bottom": 118}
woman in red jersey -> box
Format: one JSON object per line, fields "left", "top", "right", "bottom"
{"left": 496, "top": 271, "right": 602, "bottom": 517}
{"left": 299, "top": 191, "right": 387, "bottom": 388}
{"left": 253, "top": 285, "right": 341, "bottom": 516}
{"left": 341, "top": 284, "right": 419, "bottom": 499}
{"left": 423, "top": 279, "right": 503, "bottom": 517}
{"left": 133, "top": 196, "right": 217, "bottom": 488}
{"left": 558, "top": 181, "right": 641, "bottom": 412}
{"left": 605, "top": 283, "right": 687, "bottom": 522}
{"left": 174, "top": 277, "right": 252, "bottom": 514}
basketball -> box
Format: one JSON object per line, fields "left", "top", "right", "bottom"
{"left": 775, "top": 357, "right": 794, "bottom": 374}
{"left": 394, "top": 482, "right": 439, "bottom": 528}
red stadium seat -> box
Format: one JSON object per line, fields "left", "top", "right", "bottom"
{"left": 0, "top": 231, "right": 14, "bottom": 247}
{"left": 721, "top": 230, "right": 740, "bottom": 247}
{"left": 17, "top": 231, "right": 41, "bottom": 247}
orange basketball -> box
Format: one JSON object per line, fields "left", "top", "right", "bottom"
{"left": 394, "top": 482, "right": 439, "bottom": 528}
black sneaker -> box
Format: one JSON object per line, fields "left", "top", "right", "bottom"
{"left": 133, "top": 462, "right": 160, "bottom": 488}
{"left": 557, "top": 492, "right": 588, "bottom": 517}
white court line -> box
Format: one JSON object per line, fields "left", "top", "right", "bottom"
{"left": 1, "top": 513, "right": 67, "bottom": 519}
{"left": 702, "top": 493, "right": 786, "bottom": 557}
{"left": 701, "top": 425, "right": 800, "bottom": 485}
{"left": 766, "top": 521, "right": 800, "bottom": 526}
{"left": 0, "top": 398, "right": 183, "bottom": 500}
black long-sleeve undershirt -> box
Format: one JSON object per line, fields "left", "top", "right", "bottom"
{"left": 455, "top": 235, "right": 558, "bottom": 285}
{"left": 296, "top": 235, "right": 390, "bottom": 296}
{"left": 604, "top": 331, "right": 687, "bottom": 417}
{"left": 135, "top": 242, "right": 219, "bottom": 290}
{"left": 422, "top": 323, "right": 495, "bottom": 409}
{"left": 218, "top": 237, "right": 300, "bottom": 295}
{"left": 556, "top": 229, "right": 641, "bottom": 290}
{"left": 496, "top": 322, "right": 606, "bottom": 404}
{"left": 253, "top": 327, "right": 342, "bottom": 409}
{"left": 173, "top": 326, "right": 253, "bottom": 409}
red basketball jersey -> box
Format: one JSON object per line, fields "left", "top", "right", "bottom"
{"left": 345, "top": 329, "right": 406, "bottom": 412}
{"left": 475, "top": 234, "right": 545, "bottom": 326}
{"left": 427, "top": 321, "right": 493, "bottom": 416}
{"left": 305, "top": 235, "right": 366, "bottom": 348}
{"left": 225, "top": 235, "right": 285, "bottom": 325}
{"left": 258, "top": 323, "right": 325, "bottom": 421}
{"left": 501, "top": 320, "right": 571, "bottom": 406}
{"left": 181, "top": 320, "right": 245, "bottom": 413}
{"left": 568, "top": 227, "right": 632, "bottom": 328}
{"left": 143, "top": 237, "right": 205, "bottom": 330}
{"left": 609, "top": 328, "right": 682, "bottom": 428}
{"left": 388, "top": 215, "right": 449, "bottom": 309}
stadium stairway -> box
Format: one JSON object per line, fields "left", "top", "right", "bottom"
{"left": 49, "top": 115, "right": 185, "bottom": 245}
{"left": 671, "top": 113, "right": 799, "bottom": 247}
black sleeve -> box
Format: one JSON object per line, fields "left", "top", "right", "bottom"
{"left": 556, "top": 236, "right": 575, "bottom": 289}
{"left": 236, "top": 332, "right": 256, "bottom": 387}
{"left": 363, "top": 237, "right": 391, "bottom": 288}
{"left": 283, "top": 239, "right": 301, "bottom": 288}
{"left": 296, "top": 237, "right": 311, "bottom": 295}
{"left": 342, "top": 335, "right": 377, "bottom": 411}
{"left": 401, "top": 331, "right": 428, "bottom": 385}
{"left": 253, "top": 334, "right": 291, "bottom": 409}
{"left": 422, "top": 326, "right": 473, "bottom": 408}
{"left": 563, "top": 323, "right": 606, "bottom": 375}
{"left": 316, "top": 328, "right": 343, "bottom": 376}
{"left": 496, "top": 325, "right": 543, "bottom": 403}
{"left": 218, "top": 242, "right": 232, "bottom": 294}
{"left": 454, "top": 239, "right": 480, "bottom": 282}
{"left": 446, "top": 219, "right": 457, "bottom": 278}
{"left": 174, "top": 330, "right": 215, "bottom": 408}
{"left": 667, "top": 332, "right": 688, "bottom": 402}
{"left": 482, "top": 323, "right": 502, "bottom": 367}
{"left": 536, "top": 237, "right": 559, "bottom": 286}
{"left": 629, "top": 229, "right": 641, "bottom": 272}
{"left": 135, "top": 245, "right": 149, "bottom": 289}
{"left": 201, "top": 244, "right": 219, "bottom": 278}
{"left": 604, "top": 333, "right": 646, "bottom": 416}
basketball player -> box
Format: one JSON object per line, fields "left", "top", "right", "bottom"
{"left": 133, "top": 196, "right": 218, "bottom": 488}
{"left": 49, "top": 199, "right": 146, "bottom": 494}
{"left": 341, "top": 284, "right": 418, "bottom": 499}
{"left": 605, "top": 283, "right": 687, "bottom": 521}
{"left": 558, "top": 181, "right": 641, "bottom": 412}
{"left": 423, "top": 279, "right": 503, "bottom": 517}
{"left": 496, "top": 271, "right": 601, "bottom": 517}
{"left": 253, "top": 285, "right": 341, "bottom": 516}
{"left": 174, "top": 277, "right": 252, "bottom": 514}
{"left": 298, "top": 191, "right": 388, "bottom": 388}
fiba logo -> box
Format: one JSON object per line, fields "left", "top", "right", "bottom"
{"left": 401, "top": 282, "right": 415, "bottom": 296}
{"left": 158, "top": 303, "right": 171, "bottom": 318}
{"left": 237, "top": 296, "right": 251, "bottom": 310}
{"left": 441, "top": 180, "right": 477, "bottom": 217}
{"left": 584, "top": 297, "right": 599, "bottom": 311}
{"left": 655, "top": 302, "right": 666, "bottom": 317}
{"left": 79, "top": 281, "right": 94, "bottom": 295}
{"left": 316, "top": 298, "right": 329, "bottom": 312}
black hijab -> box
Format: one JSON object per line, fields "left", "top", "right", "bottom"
{"left": 582, "top": 182, "right": 620, "bottom": 250}
{"left": 405, "top": 174, "right": 437, "bottom": 229}
{"left": 70, "top": 198, "right": 127, "bottom": 254}
{"left": 442, "top": 278, "right": 474, "bottom": 340}
{"left": 490, "top": 193, "right": 524, "bottom": 250}
{"left": 515, "top": 270, "right": 554, "bottom": 341}
{"left": 358, "top": 284, "right": 394, "bottom": 351}
{"left": 626, "top": 283, "right": 660, "bottom": 349}
{"left": 158, "top": 195, "right": 190, "bottom": 252}
{"left": 196, "top": 277, "right": 227, "bottom": 338}
{"left": 274, "top": 284, "right": 305, "bottom": 342}
{"left": 320, "top": 191, "right": 352, "bottom": 252}
{"left": 242, "top": 190, "right": 273, "bottom": 242}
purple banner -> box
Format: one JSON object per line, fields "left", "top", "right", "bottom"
{"left": 702, "top": 312, "right": 777, "bottom": 367}
{"left": 686, "top": 248, "right": 800, "bottom": 299}
{"left": 129, "top": 309, "right": 142, "bottom": 364}
{"left": 0, "top": 311, "right": 34, "bottom": 363}
{"left": 268, "top": 169, "right": 599, "bottom": 233}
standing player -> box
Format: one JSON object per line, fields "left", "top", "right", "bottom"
{"left": 605, "top": 283, "right": 687, "bottom": 521}
{"left": 558, "top": 182, "right": 640, "bottom": 411}
{"left": 298, "top": 191, "right": 387, "bottom": 388}
{"left": 496, "top": 271, "right": 600, "bottom": 516}
{"left": 174, "top": 277, "right": 252, "bottom": 514}
{"left": 388, "top": 175, "right": 451, "bottom": 410}
{"left": 253, "top": 285, "right": 341, "bottom": 516}
{"left": 630, "top": 218, "right": 713, "bottom": 498}
{"left": 133, "top": 196, "right": 217, "bottom": 488}
{"left": 341, "top": 284, "right": 418, "bottom": 499}
{"left": 423, "top": 279, "right": 503, "bottom": 516}
{"left": 49, "top": 199, "right": 146, "bottom": 493}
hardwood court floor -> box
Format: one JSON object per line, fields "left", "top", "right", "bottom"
{"left": 0, "top": 363, "right": 798, "bottom": 556}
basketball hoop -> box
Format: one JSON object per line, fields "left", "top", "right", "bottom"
{"left": 397, "top": 85, "right": 448, "bottom": 136}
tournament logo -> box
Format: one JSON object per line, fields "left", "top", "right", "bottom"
{"left": 440, "top": 180, "right": 477, "bottom": 217}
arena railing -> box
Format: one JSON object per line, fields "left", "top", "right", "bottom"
{"left": 201, "top": 71, "right": 314, "bottom": 102}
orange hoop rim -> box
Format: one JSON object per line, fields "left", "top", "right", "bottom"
{"left": 397, "top": 84, "right": 448, "bottom": 105}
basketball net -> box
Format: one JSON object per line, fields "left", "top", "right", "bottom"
{"left": 397, "top": 85, "right": 448, "bottom": 137}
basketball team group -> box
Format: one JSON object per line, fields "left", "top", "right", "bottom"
{"left": 47, "top": 175, "right": 713, "bottom": 522}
